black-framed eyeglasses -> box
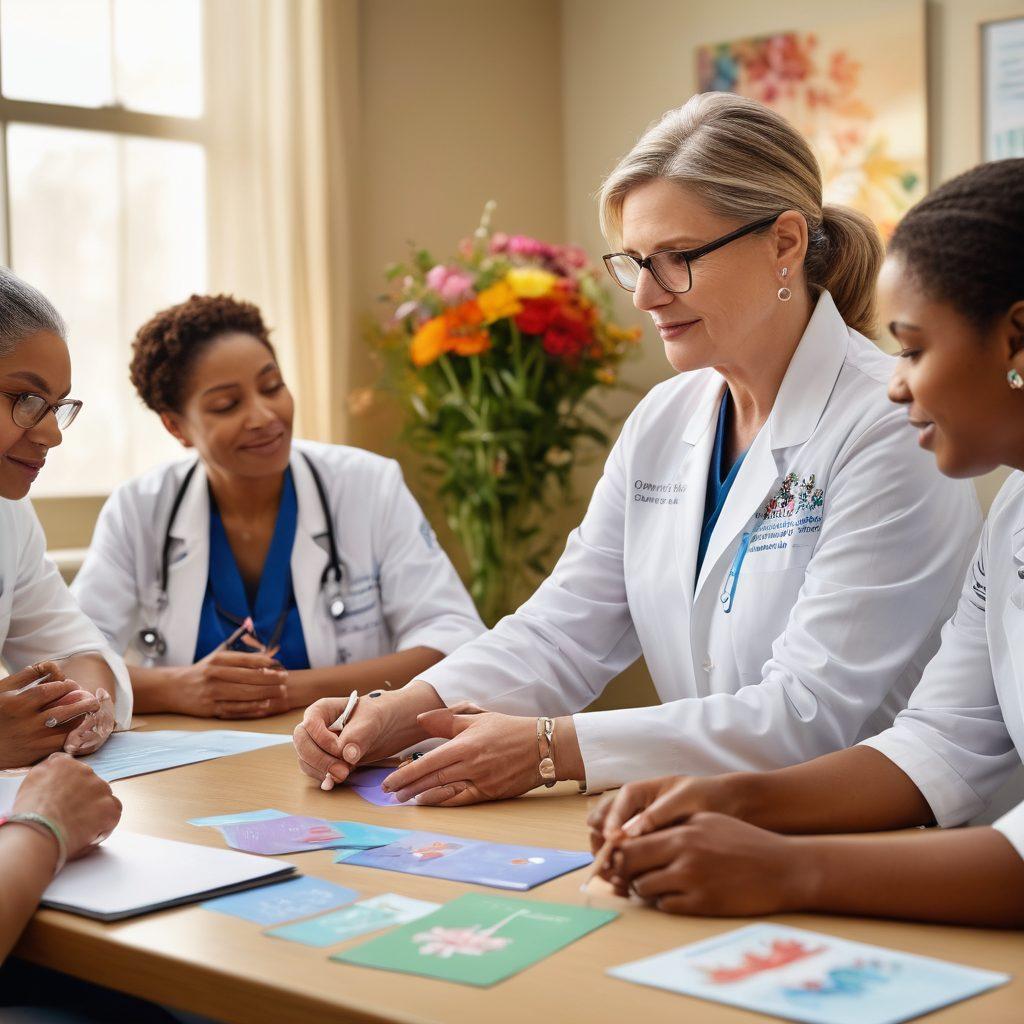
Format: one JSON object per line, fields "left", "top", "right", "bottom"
{"left": 0, "top": 391, "right": 83, "bottom": 430}
{"left": 603, "top": 212, "right": 782, "bottom": 295}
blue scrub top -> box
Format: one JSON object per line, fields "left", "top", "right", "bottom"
{"left": 194, "top": 468, "right": 311, "bottom": 670}
{"left": 696, "top": 390, "right": 748, "bottom": 581}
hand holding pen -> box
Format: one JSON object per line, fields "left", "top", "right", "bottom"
{"left": 174, "top": 618, "right": 290, "bottom": 720}
{"left": 583, "top": 774, "right": 738, "bottom": 895}
{"left": 294, "top": 681, "right": 428, "bottom": 792}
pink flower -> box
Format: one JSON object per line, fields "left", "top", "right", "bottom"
{"left": 553, "top": 244, "right": 589, "bottom": 270}
{"left": 489, "top": 232, "right": 510, "bottom": 254}
{"left": 426, "top": 264, "right": 475, "bottom": 304}
{"left": 413, "top": 925, "right": 512, "bottom": 959}
{"left": 507, "top": 235, "right": 553, "bottom": 260}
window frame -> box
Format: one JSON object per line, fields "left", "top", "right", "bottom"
{"left": 0, "top": 4, "right": 212, "bottom": 531}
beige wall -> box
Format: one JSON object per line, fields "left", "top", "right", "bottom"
{"left": 346, "top": 0, "right": 567, "bottom": 460}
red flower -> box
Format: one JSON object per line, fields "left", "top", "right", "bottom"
{"left": 515, "top": 297, "right": 561, "bottom": 335}
{"left": 542, "top": 298, "right": 594, "bottom": 360}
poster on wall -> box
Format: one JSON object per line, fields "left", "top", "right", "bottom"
{"left": 982, "top": 17, "right": 1024, "bottom": 161}
{"left": 696, "top": 2, "right": 927, "bottom": 240}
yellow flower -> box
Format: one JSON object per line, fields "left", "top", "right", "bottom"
{"left": 476, "top": 281, "right": 522, "bottom": 324}
{"left": 506, "top": 267, "right": 559, "bottom": 299}
{"left": 607, "top": 324, "right": 642, "bottom": 344}
{"left": 410, "top": 315, "right": 451, "bottom": 367}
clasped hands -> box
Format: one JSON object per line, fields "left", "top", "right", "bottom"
{"left": 293, "top": 684, "right": 555, "bottom": 807}
{"left": 0, "top": 660, "right": 113, "bottom": 769}
{"left": 585, "top": 774, "right": 815, "bottom": 916}
{"left": 174, "top": 634, "right": 289, "bottom": 719}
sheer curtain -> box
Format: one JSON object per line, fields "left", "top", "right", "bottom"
{"left": 205, "top": 0, "right": 356, "bottom": 443}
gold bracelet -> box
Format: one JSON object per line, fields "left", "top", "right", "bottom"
{"left": 537, "top": 716, "right": 556, "bottom": 788}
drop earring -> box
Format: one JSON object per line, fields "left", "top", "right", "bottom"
{"left": 777, "top": 267, "right": 791, "bottom": 302}
{"left": 1008, "top": 369, "right": 1024, "bottom": 390}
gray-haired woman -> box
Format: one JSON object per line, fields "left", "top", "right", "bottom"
{"left": 0, "top": 267, "right": 132, "bottom": 768}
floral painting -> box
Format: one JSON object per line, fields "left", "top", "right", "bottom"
{"left": 696, "top": 6, "right": 927, "bottom": 239}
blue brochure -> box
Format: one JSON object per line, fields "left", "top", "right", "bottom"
{"left": 608, "top": 923, "right": 1010, "bottom": 1024}
{"left": 189, "top": 809, "right": 288, "bottom": 828}
{"left": 327, "top": 821, "right": 411, "bottom": 848}
{"left": 201, "top": 875, "right": 359, "bottom": 925}
{"left": 81, "top": 730, "right": 291, "bottom": 782}
{"left": 341, "top": 830, "right": 592, "bottom": 891}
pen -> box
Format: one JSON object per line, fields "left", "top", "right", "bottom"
{"left": 328, "top": 689, "right": 359, "bottom": 733}
{"left": 216, "top": 616, "right": 256, "bottom": 652}
{"left": 45, "top": 708, "right": 91, "bottom": 729}
{"left": 396, "top": 751, "right": 426, "bottom": 770}
{"left": 14, "top": 672, "right": 51, "bottom": 695}
{"left": 579, "top": 813, "right": 643, "bottom": 898}
{"left": 322, "top": 689, "right": 359, "bottom": 791}
{"left": 580, "top": 835, "right": 618, "bottom": 899}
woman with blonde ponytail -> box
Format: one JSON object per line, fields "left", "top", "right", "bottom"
{"left": 294, "top": 95, "right": 979, "bottom": 811}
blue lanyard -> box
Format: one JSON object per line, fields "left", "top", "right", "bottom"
{"left": 720, "top": 531, "right": 752, "bottom": 613}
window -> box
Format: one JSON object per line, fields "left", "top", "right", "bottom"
{"left": 0, "top": 0, "right": 207, "bottom": 495}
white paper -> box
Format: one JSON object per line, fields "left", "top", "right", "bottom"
{"left": 0, "top": 774, "right": 24, "bottom": 814}
{"left": 43, "top": 831, "right": 295, "bottom": 918}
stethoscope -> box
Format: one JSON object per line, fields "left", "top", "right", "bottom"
{"left": 137, "top": 453, "right": 347, "bottom": 659}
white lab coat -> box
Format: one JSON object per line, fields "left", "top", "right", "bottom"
{"left": 71, "top": 441, "right": 485, "bottom": 668}
{"left": 418, "top": 292, "right": 982, "bottom": 791}
{"left": 862, "top": 472, "right": 1024, "bottom": 859}
{"left": 0, "top": 499, "right": 132, "bottom": 728}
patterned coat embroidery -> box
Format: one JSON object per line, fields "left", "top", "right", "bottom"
{"left": 758, "top": 472, "right": 824, "bottom": 521}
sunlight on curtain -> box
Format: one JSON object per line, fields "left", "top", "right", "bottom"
{"left": 205, "top": 0, "right": 355, "bottom": 444}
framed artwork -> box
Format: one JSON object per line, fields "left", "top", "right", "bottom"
{"left": 696, "top": 2, "right": 927, "bottom": 239}
{"left": 981, "top": 16, "right": 1024, "bottom": 161}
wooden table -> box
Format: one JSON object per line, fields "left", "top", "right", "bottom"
{"left": 13, "top": 713, "right": 1024, "bottom": 1024}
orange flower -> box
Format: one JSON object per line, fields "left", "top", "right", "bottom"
{"left": 410, "top": 315, "right": 451, "bottom": 367}
{"left": 444, "top": 299, "right": 491, "bottom": 358}
{"left": 451, "top": 332, "right": 491, "bottom": 357}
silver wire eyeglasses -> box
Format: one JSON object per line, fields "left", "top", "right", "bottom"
{"left": 603, "top": 212, "right": 782, "bottom": 294}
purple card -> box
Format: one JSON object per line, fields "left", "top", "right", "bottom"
{"left": 218, "top": 815, "right": 347, "bottom": 855}
{"left": 342, "top": 830, "right": 593, "bottom": 891}
{"left": 347, "top": 767, "right": 391, "bottom": 789}
{"left": 344, "top": 767, "right": 402, "bottom": 807}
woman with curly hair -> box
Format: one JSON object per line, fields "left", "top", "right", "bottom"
{"left": 72, "top": 294, "right": 483, "bottom": 720}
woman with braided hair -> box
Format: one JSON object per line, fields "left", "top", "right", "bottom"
{"left": 588, "top": 158, "right": 1024, "bottom": 928}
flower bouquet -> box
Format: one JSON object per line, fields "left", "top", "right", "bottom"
{"left": 370, "top": 203, "right": 640, "bottom": 625}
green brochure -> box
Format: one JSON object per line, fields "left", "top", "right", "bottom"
{"left": 333, "top": 892, "right": 617, "bottom": 987}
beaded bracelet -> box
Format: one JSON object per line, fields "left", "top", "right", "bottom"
{"left": 0, "top": 812, "right": 68, "bottom": 873}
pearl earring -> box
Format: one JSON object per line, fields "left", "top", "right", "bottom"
{"left": 777, "top": 267, "right": 791, "bottom": 302}
{"left": 1009, "top": 369, "right": 1024, "bottom": 390}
